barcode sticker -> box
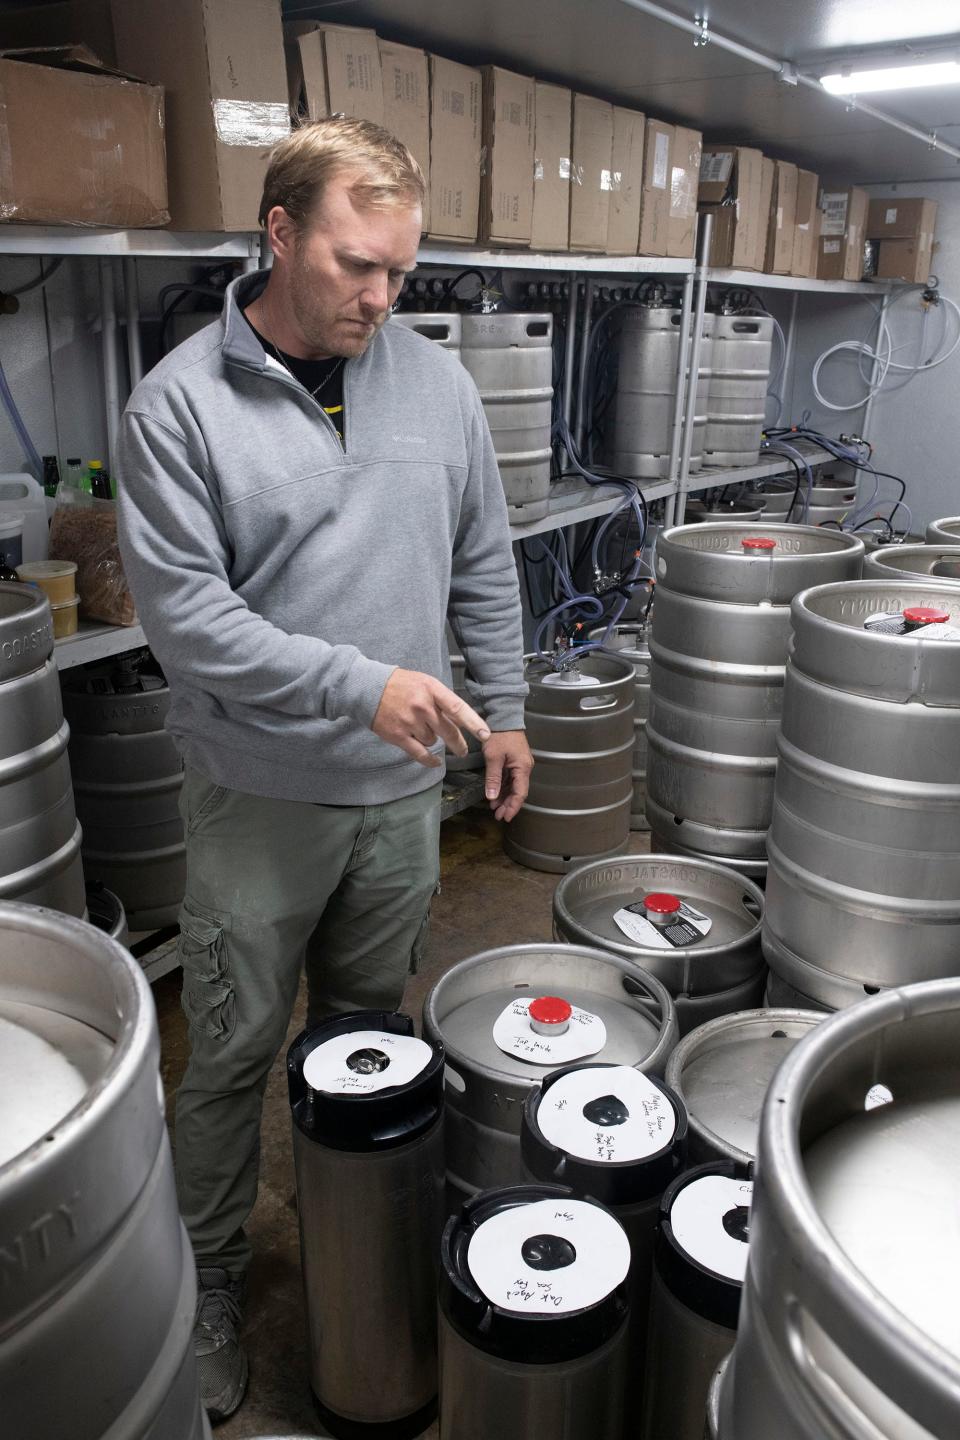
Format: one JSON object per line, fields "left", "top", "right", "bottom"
{"left": 700, "top": 150, "right": 733, "bottom": 185}
{"left": 823, "top": 239, "right": 841, "bottom": 254}
{"left": 820, "top": 191, "right": 848, "bottom": 236}
{"left": 885, "top": 207, "right": 898, "bottom": 225}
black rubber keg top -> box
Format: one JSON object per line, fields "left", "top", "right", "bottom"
{"left": 655, "top": 1160, "right": 754, "bottom": 1331}
{"left": 520, "top": 1062, "right": 688, "bottom": 1207}
{"left": 286, "top": 1010, "right": 443, "bottom": 1153}
{"left": 439, "top": 1183, "right": 629, "bottom": 1365}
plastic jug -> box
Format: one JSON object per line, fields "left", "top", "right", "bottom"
{"left": 0, "top": 474, "right": 47, "bottom": 561}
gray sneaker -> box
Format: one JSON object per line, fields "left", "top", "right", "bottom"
{"left": 194, "top": 1267, "right": 249, "bottom": 1424}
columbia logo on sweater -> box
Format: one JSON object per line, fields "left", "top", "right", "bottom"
{"left": 391, "top": 432, "right": 427, "bottom": 444}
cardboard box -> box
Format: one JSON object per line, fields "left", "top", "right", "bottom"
{"left": 0, "top": 46, "right": 167, "bottom": 227}
{"left": 867, "top": 196, "right": 938, "bottom": 242}
{"left": 757, "top": 156, "right": 774, "bottom": 271}
{"left": 284, "top": 24, "right": 382, "bottom": 123}
{"left": 668, "top": 124, "right": 702, "bottom": 259}
{"left": 530, "top": 81, "right": 571, "bottom": 251}
{"left": 480, "top": 66, "right": 534, "bottom": 246}
{"left": 817, "top": 186, "right": 869, "bottom": 281}
{"left": 606, "top": 106, "right": 645, "bottom": 256}
{"left": 877, "top": 237, "right": 935, "bottom": 285}
{"left": 697, "top": 145, "right": 764, "bottom": 269}
{"left": 380, "top": 41, "right": 430, "bottom": 230}
{"left": 285, "top": 27, "right": 327, "bottom": 120}
{"left": 765, "top": 160, "right": 798, "bottom": 274}
{"left": 638, "top": 119, "right": 673, "bottom": 256}
{"left": 569, "top": 94, "right": 613, "bottom": 252}
{"left": 428, "top": 54, "right": 482, "bottom": 243}
{"left": 0, "top": 1, "right": 116, "bottom": 65}
{"left": 791, "top": 168, "right": 820, "bottom": 278}
{"left": 112, "top": 0, "right": 289, "bottom": 232}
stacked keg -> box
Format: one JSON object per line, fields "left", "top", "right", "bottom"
{"left": 864, "top": 541, "right": 960, "bottom": 584}
{"left": 390, "top": 311, "right": 462, "bottom": 353}
{"left": 460, "top": 312, "right": 553, "bottom": 524}
{"left": 588, "top": 620, "right": 652, "bottom": 830}
{"left": 612, "top": 299, "right": 714, "bottom": 479}
{"left": 684, "top": 499, "right": 765, "bottom": 524}
{"left": 60, "top": 650, "right": 185, "bottom": 931}
{"left": 926, "top": 514, "right": 960, "bottom": 543}
{"left": 504, "top": 651, "right": 636, "bottom": 873}
{"left": 703, "top": 312, "right": 775, "bottom": 468}
{"left": 763, "top": 579, "right": 960, "bottom": 1010}
{"left": 716, "top": 977, "right": 960, "bottom": 1440}
{"left": 645, "top": 523, "right": 864, "bottom": 882}
{"left": 0, "top": 581, "right": 85, "bottom": 916}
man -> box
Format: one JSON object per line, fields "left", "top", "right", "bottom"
{"left": 117, "top": 116, "right": 531, "bottom": 1422}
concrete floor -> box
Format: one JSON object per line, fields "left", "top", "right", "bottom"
{"left": 154, "top": 807, "right": 650, "bottom": 1438}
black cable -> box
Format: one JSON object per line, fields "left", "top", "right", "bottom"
{"left": 441, "top": 268, "right": 487, "bottom": 301}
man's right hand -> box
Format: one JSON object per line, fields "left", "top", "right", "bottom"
{"left": 371, "top": 668, "right": 491, "bottom": 768}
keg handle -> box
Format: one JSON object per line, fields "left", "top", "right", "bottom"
{"left": 579, "top": 694, "right": 617, "bottom": 711}
{"left": 784, "top": 1303, "right": 903, "bottom": 1440}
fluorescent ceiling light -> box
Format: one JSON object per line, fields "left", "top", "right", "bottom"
{"left": 821, "top": 60, "right": 960, "bottom": 94}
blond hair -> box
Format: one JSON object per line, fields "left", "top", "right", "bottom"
{"left": 258, "top": 115, "right": 425, "bottom": 227}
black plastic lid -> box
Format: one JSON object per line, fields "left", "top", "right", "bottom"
{"left": 521, "top": 1063, "right": 688, "bottom": 1207}
{"left": 654, "top": 1160, "right": 754, "bottom": 1330}
{"left": 287, "top": 1010, "right": 443, "bottom": 1153}
{"left": 440, "top": 1183, "right": 629, "bottom": 1365}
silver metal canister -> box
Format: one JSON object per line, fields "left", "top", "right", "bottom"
{"left": 552, "top": 854, "right": 766, "bottom": 1035}
{"left": 440, "top": 1184, "right": 632, "bottom": 1440}
{"left": 423, "top": 943, "right": 678, "bottom": 1209}
{"left": 863, "top": 542, "right": 960, "bottom": 583}
{"left": 665, "top": 1008, "right": 823, "bottom": 1166}
{"left": 612, "top": 301, "right": 713, "bottom": 479}
{"left": 719, "top": 977, "right": 960, "bottom": 1440}
{"left": 0, "top": 900, "right": 208, "bottom": 1440}
{"left": 640, "top": 1162, "right": 753, "bottom": 1440}
{"left": 588, "top": 621, "right": 653, "bottom": 832}
{"left": 683, "top": 500, "right": 765, "bottom": 523}
{"left": 925, "top": 514, "right": 960, "bottom": 544}
{"left": 703, "top": 313, "right": 775, "bottom": 469}
{"left": 287, "top": 1011, "right": 445, "bottom": 1436}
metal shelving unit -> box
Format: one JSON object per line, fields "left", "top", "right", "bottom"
{"left": 0, "top": 226, "right": 261, "bottom": 259}
{"left": 690, "top": 443, "right": 833, "bottom": 491}
{"left": 55, "top": 620, "right": 147, "bottom": 670}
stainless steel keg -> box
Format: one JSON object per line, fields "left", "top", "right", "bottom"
{"left": 925, "top": 515, "right": 960, "bottom": 544}
{"left": 641, "top": 1162, "right": 753, "bottom": 1440}
{"left": 588, "top": 621, "right": 652, "bottom": 830}
{"left": 390, "top": 310, "right": 462, "bottom": 351}
{"left": 0, "top": 582, "right": 85, "bottom": 916}
{"left": 439, "top": 1184, "right": 631, "bottom": 1440}
{"left": 552, "top": 855, "right": 766, "bottom": 1035}
{"left": 763, "top": 579, "right": 960, "bottom": 1009}
{"left": 664, "top": 1008, "right": 823, "bottom": 1166}
{"left": 612, "top": 303, "right": 713, "bottom": 479}
{"left": 718, "top": 977, "right": 960, "bottom": 1440}
{"left": 85, "top": 880, "right": 129, "bottom": 947}
{"left": 645, "top": 524, "right": 864, "bottom": 867}
{"left": 703, "top": 314, "right": 775, "bottom": 468}
{"left": 649, "top": 830, "right": 768, "bottom": 887}
{"left": 522, "top": 1062, "right": 687, "bottom": 1396}
{"left": 683, "top": 500, "right": 765, "bottom": 523}
{"left": 706, "top": 1355, "right": 730, "bottom": 1440}
{"left": 863, "top": 542, "right": 960, "bottom": 583}
{"left": 764, "top": 969, "right": 830, "bottom": 1012}
{"left": 0, "top": 901, "right": 208, "bottom": 1440}
{"left": 750, "top": 478, "right": 797, "bottom": 518}
{"left": 460, "top": 312, "right": 553, "bottom": 523}
{"left": 422, "top": 943, "right": 678, "bottom": 1208}
{"left": 61, "top": 650, "right": 185, "bottom": 930}
{"left": 287, "top": 1011, "right": 444, "bottom": 1435}
{"left": 504, "top": 652, "right": 635, "bottom": 874}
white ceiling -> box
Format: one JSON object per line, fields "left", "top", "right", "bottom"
{"left": 284, "top": 0, "right": 960, "bottom": 183}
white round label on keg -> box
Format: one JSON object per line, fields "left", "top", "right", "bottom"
{"left": 670, "top": 1174, "right": 753, "bottom": 1282}
{"left": 492, "top": 999, "right": 606, "bottom": 1066}
{"left": 302, "top": 1030, "right": 432, "bottom": 1095}
{"left": 537, "top": 1066, "right": 677, "bottom": 1163}
{"left": 613, "top": 898, "right": 713, "bottom": 949}
{"left": 467, "top": 1198, "right": 630, "bottom": 1313}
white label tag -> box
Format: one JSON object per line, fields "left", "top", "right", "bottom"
{"left": 885, "top": 206, "right": 898, "bottom": 225}
{"left": 823, "top": 239, "right": 841, "bottom": 254}
{"left": 302, "top": 1030, "right": 432, "bottom": 1095}
{"left": 820, "top": 191, "right": 848, "bottom": 236}
{"left": 492, "top": 999, "right": 607, "bottom": 1066}
{"left": 670, "top": 1174, "right": 753, "bottom": 1281}
{"left": 537, "top": 1066, "right": 677, "bottom": 1163}
{"left": 653, "top": 130, "right": 670, "bottom": 189}
{"left": 467, "top": 1198, "right": 631, "bottom": 1313}
{"left": 700, "top": 150, "right": 733, "bottom": 184}
{"left": 613, "top": 898, "right": 713, "bottom": 949}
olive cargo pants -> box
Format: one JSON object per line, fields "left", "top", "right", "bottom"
{"left": 173, "top": 768, "right": 442, "bottom": 1274}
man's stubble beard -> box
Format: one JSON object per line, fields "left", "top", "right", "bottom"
{"left": 289, "top": 252, "right": 386, "bottom": 360}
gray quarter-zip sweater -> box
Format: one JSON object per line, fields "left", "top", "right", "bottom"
{"left": 117, "top": 271, "right": 527, "bottom": 805}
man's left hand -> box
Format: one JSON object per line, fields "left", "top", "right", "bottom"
{"left": 482, "top": 730, "right": 534, "bottom": 823}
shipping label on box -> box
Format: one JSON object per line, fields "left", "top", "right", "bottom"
{"left": 480, "top": 66, "right": 534, "bottom": 245}
{"left": 819, "top": 191, "right": 848, "bottom": 237}
{"left": 531, "top": 80, "right": 571, "bottom": 251}
{"left": 817, "top": 186, "right": 868, "bottom": 281}
{"left": 606, "top": 105, "right": 644, "bottom": 255}
{"left": 668, "top": 125, "right": 702, "bottom": 258}
{"left": 428, "top": 54, "right": 481, "bottom": 242}
{"left": 569, "top": 93, "right": 613, "bottom": 252}
{"left": 699, "top": 146, "right": 734, "bottom": 203}
{"left": 638, "top": 119, "right": 673, "bottom": 256}
{"left": 380, "top": 40, "right": 430, "bottom": 231}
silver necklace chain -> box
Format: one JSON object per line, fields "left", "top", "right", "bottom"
{"left": 268, "top": 337, "right": 345, "bottom": 401}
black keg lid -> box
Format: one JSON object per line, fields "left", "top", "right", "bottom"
{"left": 287, "top": 1010, "right": 443, "bottom": 1153}
{"left": 655, "top": 1160, "right": 754, "bottom": 1330}
{"left": 440, "top": 1183, "right": 630, "bottom": 1365}
{"left": 521, "top": 1063, "right": 687, "bottom": 1207}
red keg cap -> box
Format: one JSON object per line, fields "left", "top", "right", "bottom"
{"left": 528, "top": 996, "right": 573, "bottom": 1027}
{"left": 903, "top": 606, "right": 950, "bottom": 626}
{"left": 643, "top": 892, "right": 682, "bottom": 915}
{"left": 742, "top": 537, "right": 777, "bottom": 551}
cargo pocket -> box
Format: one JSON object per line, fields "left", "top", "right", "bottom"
{"left": 409, "top": 880, "right": 440, "bottom": 976}
{"left": 177, "top": 902, "right": 236, "bottom": 1041}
